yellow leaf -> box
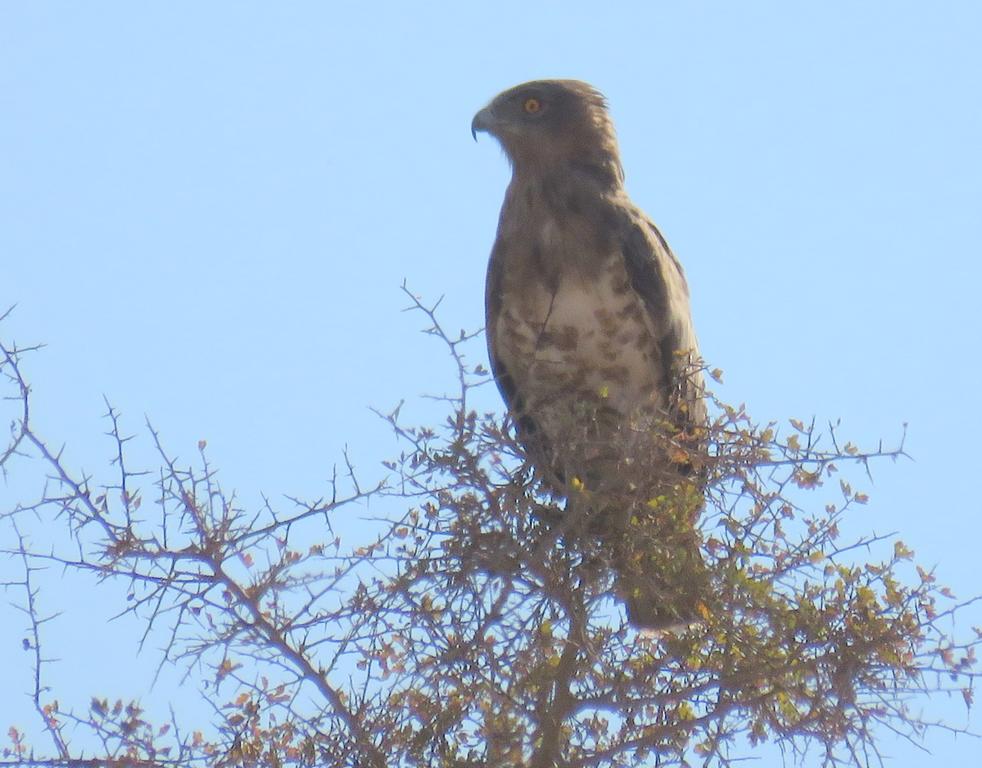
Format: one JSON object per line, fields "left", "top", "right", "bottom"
{"left": 893, "top": 540, "right": 913, "bottom": 559}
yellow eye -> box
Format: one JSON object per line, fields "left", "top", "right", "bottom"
{"left": 523, "top": 97, "right": 542, "bottom": 114}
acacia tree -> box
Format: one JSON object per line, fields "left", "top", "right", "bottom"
{"left": 0, "top": 297, "right": 978, "bottom": 768}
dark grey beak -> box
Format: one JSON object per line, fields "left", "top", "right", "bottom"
{"left": 471, "top": 106, "right": 495, "bottom": 141}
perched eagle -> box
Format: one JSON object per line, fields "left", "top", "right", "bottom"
{"left": 472, "top": 80, "right": 708, "bottom": 630}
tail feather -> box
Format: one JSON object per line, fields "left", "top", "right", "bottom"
{"left": 615, "top": 529, "right": 709, "bottom": 631}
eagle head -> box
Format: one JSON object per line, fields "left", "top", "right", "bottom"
{"left": 472, "top": 79, "right": 624, "bottom": 186}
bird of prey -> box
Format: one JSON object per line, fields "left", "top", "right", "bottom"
{"left": 472, "top": 79, "right": 708, "bottom": 630}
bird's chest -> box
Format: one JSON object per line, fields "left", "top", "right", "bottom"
{"left": 494, "top": 255, "right": 661, "bottom": 414}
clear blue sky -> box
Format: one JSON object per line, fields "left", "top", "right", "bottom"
{"left": 2, "top": 3, "right": 980, "bottom": 764}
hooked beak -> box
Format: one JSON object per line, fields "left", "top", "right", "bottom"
{"left": 471, "top": 106, "right": 496, "bottom": 141}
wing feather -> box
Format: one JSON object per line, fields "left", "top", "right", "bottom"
{"left": 619, "top": 212, "right": 706, "bottom": 427}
